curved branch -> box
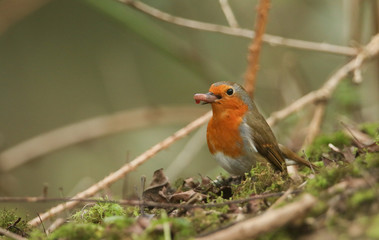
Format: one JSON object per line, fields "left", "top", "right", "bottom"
{"left": 0, "top": 106, "right": 207, "bottom": 172}
{"left": 267, "top": 34, "right": 379, "bottom": 127}
{"left": 28, "top": 111, "right": 212, "bottom": 226}
{"left": 119, "top": 0, "right": 357, "bottom": 56}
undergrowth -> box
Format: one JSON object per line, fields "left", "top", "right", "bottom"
{"left": 1, "top": 122, "right": 378, "bottom": 240}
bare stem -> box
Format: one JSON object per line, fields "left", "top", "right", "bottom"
{"left": 219, "top": 0, "right": 239, "bottom": 28}
{"left": 244, "top": 0, "right": 271, "bottom": 96}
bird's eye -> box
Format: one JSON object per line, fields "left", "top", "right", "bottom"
{"left": 226, "top": 88, "right": 234, "bottom": 95}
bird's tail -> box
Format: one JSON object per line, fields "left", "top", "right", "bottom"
{"left": 278, "top": 144, "right": 318, "bottom": 170}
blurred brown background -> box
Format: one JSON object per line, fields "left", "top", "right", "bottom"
{"left": 0, "top": 0, "right": 378, "bottom": 215}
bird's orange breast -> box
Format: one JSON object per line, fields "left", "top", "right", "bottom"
{"left": 206, "top": 100, "right": 248, "bottom": 158}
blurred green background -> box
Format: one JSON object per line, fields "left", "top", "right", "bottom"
{"left": 0, "top": 0, "right": 378, "bottom": 215}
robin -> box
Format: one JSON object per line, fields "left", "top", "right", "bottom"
{"left": 194, "top": 81, "right": 313, "bottom": 176}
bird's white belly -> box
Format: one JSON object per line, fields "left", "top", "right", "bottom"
{"left": 213, "top": 152, "right": 254, "bottom": 176}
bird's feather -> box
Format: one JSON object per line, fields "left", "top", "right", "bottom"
{"left": 244, "top": 110, "right": 286, "bottom": 172}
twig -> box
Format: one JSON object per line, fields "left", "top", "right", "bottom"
{"left": 219, "top": 0, "right": 239, "bottom": 28}
{"left": 118, "top": 0, "right": 357, "bottom": 56}
{"left": 244, "top": 0, "right": 271, "bottom": 96}
{"left": 196, "top": 194, "right": 316, "bottom": 240}
{"left": 0, "top": 190, "right": 302, "bottom": 209}
{"left": 0, "top": 106, "right": 206, "bottom": 172}
{"left": 301, "top": 102, "right": 327, "bottom": 148}
{"left": 37, "top": 213, "right": 47, "bottom": 236}
{"left": 0, "top": 227, "right": 27, "bottom": 240}
{"left": 266, "top": 33, "right": 379, "bottom": 127}
{"left": 27, "top": 111, "right": 212, "bottom": 226}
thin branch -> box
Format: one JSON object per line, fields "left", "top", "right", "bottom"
{"left": 266, "top": 33, "right": 379, "bottom": 127}
{"left": 0, "top": 106, "right": 207, "bottom": 172}
{"left": 118, "top": 0, "right": 357, "bottom": 56}
{"left": 0, "top": 227, "right": 27, "bottom": 240}
{"left": 1, "top": 190, "right": 301, "bottom": 210}
{"left": 301, "top": 102, "right": 327, "bottom": 148}
{"left": 244, "top": 0, "right": 271, "bottom": 96}
{"left": 195, "top": 194, "right": 316, "bottom": 240}
{"left": 219, "top": 0, "right": 239, "bottom": 28}
{"left": 27, "top": 111, "right": 212, "bottom": 226}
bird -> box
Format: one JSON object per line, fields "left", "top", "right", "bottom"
{"left": 194, "top": 81, "right": 314, "bottom": 176}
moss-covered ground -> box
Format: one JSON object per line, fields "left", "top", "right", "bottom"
{"left": 1, "top": 122, "right": 378, "bottom": 240}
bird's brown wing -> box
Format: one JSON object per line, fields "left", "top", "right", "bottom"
{"left": 245, "top": 111, "right": 286, "bottom": 172}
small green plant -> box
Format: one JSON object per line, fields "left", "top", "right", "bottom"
{"left": 72, "top": 201, "right": 125, "bottom": 224}
{"left": 0, "top": 209, "right": 30, "bottom": 237}
{"left": 360, "top": 122, "right": 379, "bottom": 139}
{"left": 305, "top": 132, "right": 351, "bottom": 161}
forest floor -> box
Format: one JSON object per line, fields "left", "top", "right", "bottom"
{"left": 1, "top": 122, "right": 379, "bottom": 240}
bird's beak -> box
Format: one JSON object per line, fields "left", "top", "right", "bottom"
{"left": 194, "top": 92, "right": 219, "bottom": 104}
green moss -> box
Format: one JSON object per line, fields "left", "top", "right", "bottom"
{"left": 189, "top": 208, "right": 224, "bottom": 234}
{"left": 306, "top": 165, "right": 350, "bottom": 195}
{"left": 360, "top": 122, "right": 379, "bottom": 139}
{"left": 233, "top": 163, "right": 291, "bottom": 200}
{"left": 124, "top": 205, "right": 141, "bottom": 218}
{"left": 103, "top": 215, "right": 135, "bottom": 228}
{"left": 72, "top": 201, "right": 125, "bottom": 224}
{"left": 47, "top": 223, "right": 103, "bottom": 240}
{"left": 0, "top": 209, "right": 30, "bottom": 237}
{"left": 137, "top": 211, "right": 195, "bottom": 240}
{"left": 349, "top": 189, "right": 376, "bottom": 208}
{"left": 102, "top": 216, "right": 135, "bottom": 240}
{"left": 362, "top": 152, "right": 379, "bottom": 168}
{"left": 28, "top": 229, "right": 46, "bottom": 240}
{"left": 305, "top": 132, "right": 351, "bottom": 160}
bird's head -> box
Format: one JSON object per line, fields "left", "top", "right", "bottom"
{"left": 194, "top": 82, "right": 253, "bottom": 113}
